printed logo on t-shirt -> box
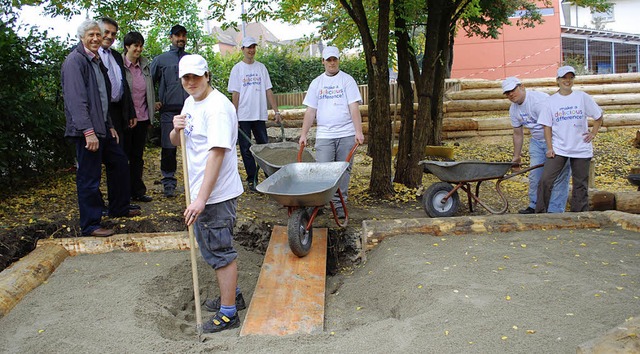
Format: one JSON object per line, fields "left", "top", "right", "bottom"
{"left": 519, "top": 112, "right": 535, "bottom": 125}
{"left": 184, "top": 113, "right": 194, "bottom": 137}
{"left": 554, "top": 105, "right": 583, "bottom": 122}
{"left": 242, "top": 73, "right": 262, "bottom": 87}
{"left": 318, "top": 85, "right": 344, "bottom": 100}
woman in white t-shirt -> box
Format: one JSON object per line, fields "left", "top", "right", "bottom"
{"left": 535, "top": 66, "right": 603, "bottom": 213}
{"left": 299, "top": 46, "right": 365, "bottom": 218}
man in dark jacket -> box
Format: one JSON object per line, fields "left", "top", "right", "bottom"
{"left": 150, "top": 24, "right": 190, "bottom": 198}
{"left": 98, "top": 17, "right": 136, "bottom": 149}
{"left": 62, "top": 19, "right": 141, "bottom": 237}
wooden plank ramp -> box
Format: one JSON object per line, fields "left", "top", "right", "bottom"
{"left": 240, "top": 225, "right": 327, "bottom": 336}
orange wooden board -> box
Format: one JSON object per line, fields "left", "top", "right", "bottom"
{"left": 239, "top": 225, "right": 327, "bottom": 336}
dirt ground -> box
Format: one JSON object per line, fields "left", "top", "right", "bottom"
{"left": 0, "top": 226, "right": 638, "bottom": 353}
{"left": 0, "top": 129, "right": 638, "bottom": 352}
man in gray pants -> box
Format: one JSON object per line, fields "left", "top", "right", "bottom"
{"left": 150, "top": 24, "right": 189, "bottom": 198}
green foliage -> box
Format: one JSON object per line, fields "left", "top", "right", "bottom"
{"left": 198, "top": 44, "right": 367, "bottom": 97}
{"left": 0, "top": 6, "right": 74, "bottom": 187}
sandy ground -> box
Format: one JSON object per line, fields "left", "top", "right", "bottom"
{"left": 0, "top": 226, "right": 638, "bottom": 353}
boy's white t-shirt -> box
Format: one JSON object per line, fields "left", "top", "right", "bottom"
{"left": 537, "top": 90, "right": 603, "bottom": 158}
{"left": 227, "top": 61, "right": 272, "bottom": 122}
{"left": 509, "top": 90, "right": 549, "bottom": 141}
{"left": 303, "top": 71, "right": 362, "bottom": 139}
{"left": 181, "top": 88, "right": 243, "bottom": 204}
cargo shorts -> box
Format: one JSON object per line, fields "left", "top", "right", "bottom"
{"left": 193, "top": 198, "right": 238, "bottom": 270}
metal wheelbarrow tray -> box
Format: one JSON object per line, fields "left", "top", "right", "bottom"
{"left": 257, "top": 161, "right": 349, "bottom": 207}
{"left": 257, "top": 161, "right": 352, "bottom": 258}
{"left": 249, "top": 142, "right": 315, "bottom": 177}
{"left": 419, "top": 160, "right": 543, "bottom": 218}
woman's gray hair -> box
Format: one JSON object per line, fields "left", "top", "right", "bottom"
{"left": 76, "top": 19, "right": 101, "bottom": 40}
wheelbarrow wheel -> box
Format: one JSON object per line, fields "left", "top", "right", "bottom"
{"left": 288, "top": 208, "right": 313, "bottom": 257}
{"left": 423, "top": 182, "right": 460, "bottom": 217}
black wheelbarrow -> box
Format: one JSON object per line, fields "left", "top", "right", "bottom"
{"left": 419, "top": 160, "right": 543, "bottom": 217}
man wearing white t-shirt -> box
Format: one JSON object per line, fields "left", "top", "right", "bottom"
{"left": 535, "top": 66, "right": 603, "bottom": 213}
{"left": 170, "top": 54, "right": 245, "bottom": 333}
{"left": 228, "top": 36, "right": 282, "bottom": 192}
{"left": 299, "top": 46, "right": 365, "bottom": 218}
{"left": 503, "top": 77, "right": 570, "bottom": 214}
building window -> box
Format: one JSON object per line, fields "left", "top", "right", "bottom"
{"left": 592, "top": 6, "right": 614, "bottom": 23}
{"left": 588, "top": 40, "right": 612, "bottom": 74}
{"left": 562, "top": 37, "right": 587, "bottom": 71}
{"left": 511, "top": 7, "right": 555, "bottom": 18}
{"left": 614, "top": 43, "right": 638, "bottom": 73}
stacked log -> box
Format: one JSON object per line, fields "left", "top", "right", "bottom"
{"left": 268, "top": 73, "right": 640, "bottom": 139}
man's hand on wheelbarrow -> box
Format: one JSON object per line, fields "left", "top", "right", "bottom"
{"left": 546, "top": 148, "right": 555, "bottom": 159}
{"left": 355, "top": 132, "right": 365, "bottom": 145}
{"left": 511, "top": 156, "right": 522, "bottom": 171}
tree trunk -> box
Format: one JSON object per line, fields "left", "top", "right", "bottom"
{"left": 393, "top": 0, "right": 418, "bottom": 185}
{"left": 341, "top": 0, "right": 394, "bottom": 197}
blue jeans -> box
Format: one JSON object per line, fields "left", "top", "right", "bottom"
{"left": 238, "top": 121, "right": 268, "bottom": 183}
{"left": 315, "top": 136, "right": 356, "bottom": 208}
{"left": 529, "top": 138, "right": 570, "bottom": 213}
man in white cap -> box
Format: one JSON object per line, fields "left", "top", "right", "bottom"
{"left": 228, "top": 36, "right": 282, "bottom": 192}
{"left": 502, "top": 76, "right": 570, "bottom": 214}
{"left": 535, "top": 65, "right": 604, "bottom": 213}
{"left": 170, "top": 54, "right": 245, "bottom": 333}
{"left": 299, "top": 46, "right": 365, "bottom": 218}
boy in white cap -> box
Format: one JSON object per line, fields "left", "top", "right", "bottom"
{"left": 170, "top": 54, "right": 245, "bottom": 333}
{"left": 228, "top": 36, "right": 282, "bottom": 191}
{"left": 535, "top": 66, "right": 604, "bottom": 213}
{"left": 502, "top": 77, "right": 570, "bottom": 214}
{"left": 299, "top": 46, "right": 365, "bottom": 218}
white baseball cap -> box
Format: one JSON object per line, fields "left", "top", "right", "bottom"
{"left": 179, "top": 54, "right": 209, "bottom": 78}
{"left": 241, "top": 36, "right": 258, "bottom": 48}
{"left": 557, "top": 65, "right": 576, "bottom": 78}
{"left": 501, "top": 77, "right": 521, "bottom": 93}
{"left": 322, "top": 46, "right": 340, "bottom": 60}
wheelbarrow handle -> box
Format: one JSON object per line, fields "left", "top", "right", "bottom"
{"left": 501, "top": 163, "right": 544, "bottom": 181}
{"left": 298, "top": 142, "right": 306, "bottom": 162}
{"left": 298, "top": 142, "right": 359, "bottom": 163}
{"left": 346, "top": 143, "right": 359, "bottom": 163}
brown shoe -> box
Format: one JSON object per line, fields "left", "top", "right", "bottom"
{"left": 90, "top": 227, "right": 115, "bottom": 237}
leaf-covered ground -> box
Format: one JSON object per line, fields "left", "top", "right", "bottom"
{"left": 1, "top": 128, "right": 638, "bottom": 271}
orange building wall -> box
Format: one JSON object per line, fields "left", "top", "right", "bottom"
{"left": 451, "top": 1, "right": 562, "bottom": 79}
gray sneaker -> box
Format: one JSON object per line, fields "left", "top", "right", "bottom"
{"left": 203, "top": 292, "right": 247, "bottom": 312}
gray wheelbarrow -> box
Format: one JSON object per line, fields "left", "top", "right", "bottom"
{"left": 420, "top": 160, "right": 543, "bottom": 217}
{"left": 257, "top": 144, "right": 358, "bottom": 257}
{"left": 250, "top": 141, "right": 315, "bottom": 177}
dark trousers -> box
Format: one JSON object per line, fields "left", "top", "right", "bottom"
{"left": 160, "top": 111, "right": 179, "bottom": 188}
{"left": 536, "top": 155, "right": 591, "bottom": 213}
{"left": 124, "top": 119, "right": 150, "bottom": 198}
{"left": 109, "top": 100, "right": 126, "bottom": 149}
{"left": 238, "top": 120, "right": 268, "bottom": 182}
{"left": 75, "top": 134, "right": 131, "bottom": 235}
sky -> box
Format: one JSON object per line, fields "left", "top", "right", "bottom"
{"left": 16, "top": 5, "right": 318, "bottom": 41}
